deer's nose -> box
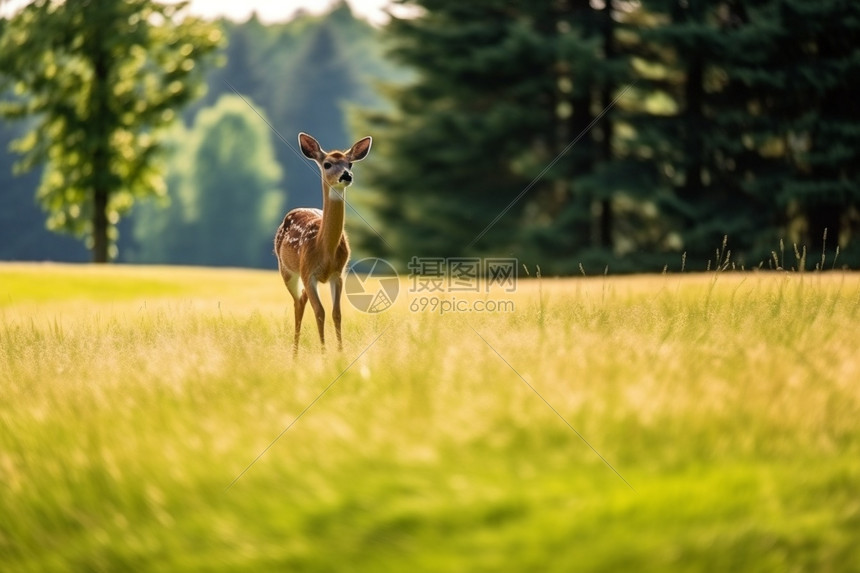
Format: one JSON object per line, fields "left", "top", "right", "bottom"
{"left": 339, "top": 171, "right": 353, "bottom": 183}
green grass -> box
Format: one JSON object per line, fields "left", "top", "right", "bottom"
{"left": 1, "top": 263, "right": 859, "bottom": 571}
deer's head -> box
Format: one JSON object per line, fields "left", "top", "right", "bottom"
{"left": 299, "top": 132, "right": 372, "bottom": 200}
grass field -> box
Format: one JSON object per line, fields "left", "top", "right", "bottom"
{"left": 1, "top": 263, "right": 859, "bottom": 572}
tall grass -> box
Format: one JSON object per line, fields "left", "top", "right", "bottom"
{"left": 1, "top": 264, "right": 859, "bottom": 571}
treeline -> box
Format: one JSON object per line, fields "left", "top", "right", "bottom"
{"left": 1, "top": 0, "right": 858, "bottom": 272}
{"left": 125, "top": 3, "right": 403, "bottom": 266}
{"left": 356, "top": 0, "right": 860, "bottom": 272}
{"left": 0, "top": 2, "right": 401, "bottom": 267}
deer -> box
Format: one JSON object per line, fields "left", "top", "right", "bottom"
{"left": 274, "top": 132, "right": 372, "bottom": 353}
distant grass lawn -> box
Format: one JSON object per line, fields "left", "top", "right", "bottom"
{"left": 1, "top": 263, "right": 859, "bottom": 572}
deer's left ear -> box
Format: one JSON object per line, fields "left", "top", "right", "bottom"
{"left": 347, "top": 136, "right": 372, "bottom": 162}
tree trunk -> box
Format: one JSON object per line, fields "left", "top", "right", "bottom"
{"left": 92, "top": 183, "right": 109, "bottom": 263}
{"left": 90, "top": 29, "right": 111, "bottom": 264}
{"left": 668, "top": 0, "right": 708, "bottom": 249}
{"left": 807, "top": 202, "right": 841, "bottom": 261}
{"left": 598, "top": 0, "right": 615, "bottom": 250}
{"left": 682, "top": 58, "right": 704, "bottom": 205}
{"left": 599, "top": 198, "right": 613, "bottom": 248}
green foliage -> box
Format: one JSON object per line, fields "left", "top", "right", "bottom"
{"left": 356, "top": 2, "right": 583, "bottom": 268}
{"left": 126, "top": 123, "right": 193, "bottom": 264}
{"left": 752, "top": 0, "right": 860, "bottom": 254}
{"left": 129, "top": 95, "right": 284, "bottom": 267}
{"left": 3, "top": 0, "right": 859, "bottom": 271}
{"left": 623, "top": 0, "right": 860, "bottom": 266}
{"left": 354, "top": 1, "right": 669, "bottom": 273}
{"left": 0, "top": 0, "right": 221, "bottom": 262}
{"left": 183, "top": 2, "right": 404, "bottom": 214}
{"left": 121, "top": 3, "right": 406, "bottom": 265}
{"left": 1, "top": 264, "right": 859, "bottom": 570}
{"left": 353, "top": 0, "right": 860, "bottom": 272}
{"left": 190, "top": 96, "right": 284, "bottom": 266}
{"left": 275, "top": 21, "right": 362, "bottom": 210}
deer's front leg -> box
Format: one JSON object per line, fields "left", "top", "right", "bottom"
{"left": 293, "top": 291, "right": 308, "bottom": 355}
{"left": 330, "top": 276, "right": 344, "bottom": 351}
{"left": 305, "top": 276, "right": 326, "bottom": 349}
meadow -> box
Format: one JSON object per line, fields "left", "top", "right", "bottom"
{"left": 1, "top": 262, "right": 859, "bottom": 572}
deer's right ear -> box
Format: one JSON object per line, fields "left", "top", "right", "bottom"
{"left": 298, "top": 132, "right": 325, "bottom": 162}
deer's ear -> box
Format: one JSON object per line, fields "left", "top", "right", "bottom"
{"left": 347, "top": 136, "right": 372, "bottom": 162}
{"left": 298, "top": 132, "right": 325, "bottom": 161}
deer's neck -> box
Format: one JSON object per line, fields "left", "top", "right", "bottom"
{"left": 317, "top": 182, "right": 345, "bottom": 258}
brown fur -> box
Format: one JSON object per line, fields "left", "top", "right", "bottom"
{"left": 274, "top": 132, "right": 372, "bottom": 352}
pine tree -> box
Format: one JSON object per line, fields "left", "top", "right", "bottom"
{"left": 628, "top": 0, "right": 860, "bottom": 267}
{"left": 355, "top": 0, "right": 627, "bottom": 272}
{"left": 524, "top": 0, "right": 638, "bottom": 271}
{"left": 627, "top": 0, "right": 732, "bottom": 264}
{"left": 762, "top": 0, "right": 860, "bottom": 260}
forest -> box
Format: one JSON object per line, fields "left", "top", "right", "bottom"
{"left": 1, "top": 0, "right": 858, "bottom": 273}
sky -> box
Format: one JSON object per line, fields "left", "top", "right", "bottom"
{"left": 0, "top": 0, "right": 394, "bottom": 26}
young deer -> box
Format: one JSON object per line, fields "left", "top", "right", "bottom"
{"left": 274, "top": 132, "right": 372, "bottom": 353}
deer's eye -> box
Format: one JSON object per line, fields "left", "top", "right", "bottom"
{"left": 348, "top": 162, "right": 353, "bottom": 169}
{"left": 323, "top": 162, "right": 332, "bottom": 169}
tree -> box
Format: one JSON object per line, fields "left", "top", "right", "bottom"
{"left": 274, "top": 20, "right": 361, "bottom": 211}
{"left": 129, "top": 95, "right": 285, "bottom": 268}
{"left": 0, "top": 0, "right": 221, "bottom": 262}
{"left": 762, "top": 0, "right": 860, "bottom": 259}
{"left": 183, "top": 14, "right": 267, "bottom": 122}
{"left": 124, "top": 122, "right": 192, "bottom": 264}
{"left": 353, "top": 0, "right": 628, "bottom": 272}
{"left": 519, "top": 0, "right": 636, "bottom": 270}
{"left": 625, "top": 0, "right": 738, "bottom": 264}
{"left": 189, "top": 95, "right": 284, "bottom": 267}
{"left": 182, "top": 2, "right": 404, "bottom": 218}
{"left": 630, "top": 0, "right": 860, "bottom": 267}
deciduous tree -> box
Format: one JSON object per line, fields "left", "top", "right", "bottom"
{"left": 0, "top": 0, "right": 221, "bottom": 262}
